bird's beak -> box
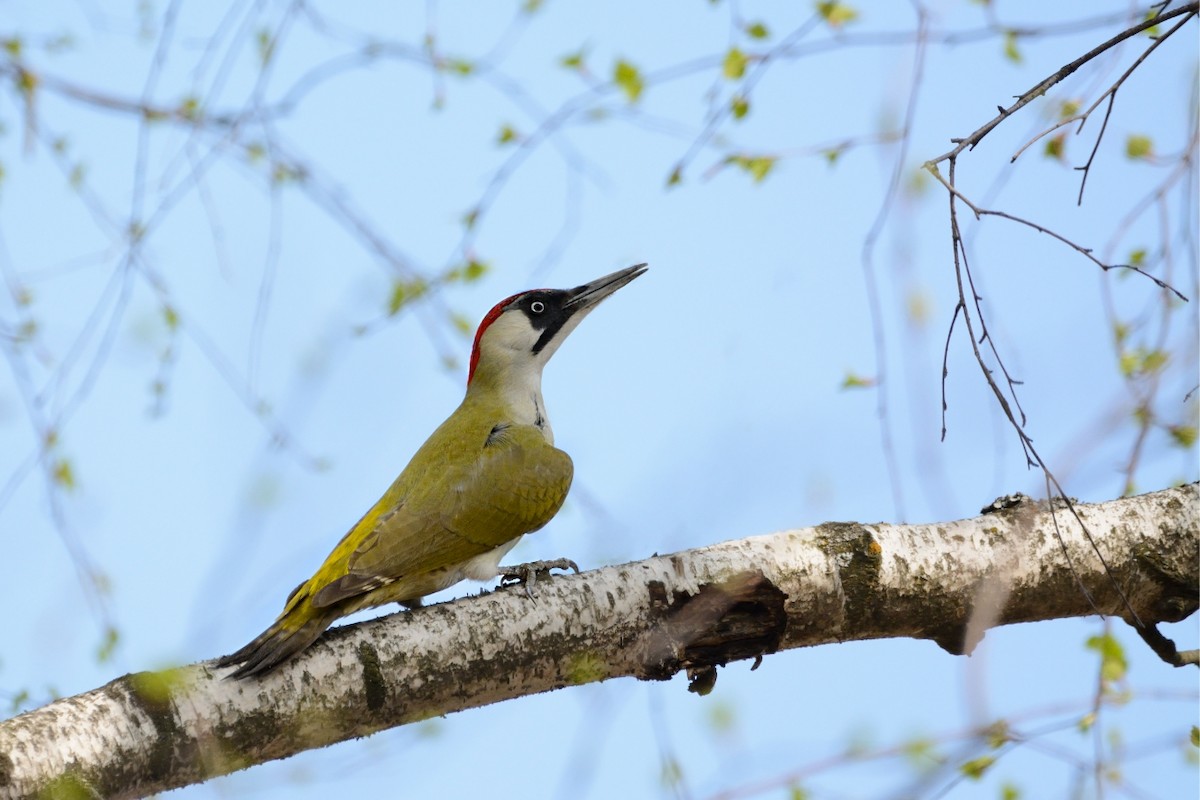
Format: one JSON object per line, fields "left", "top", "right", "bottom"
{"left": 526, "top": 263, "right": 648, "bottom": 361}
{"left": 564, "top": 263, "right": 648, "bottom": 314}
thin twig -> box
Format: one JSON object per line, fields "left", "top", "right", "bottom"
{"left": 858, "top": 2, "right": 931, "bottom": 520}
{"left": 1073, "top": 92, "right": 1116, "bottom": 205}
{"left": 978, "top": 208, "right": 1188, "bottom": 300}
{"left": 943, "top": 156, "right": 1145, "bottom": 632}
{"left": 940, "top": 302, "right": 961, "bottom": 441}
{"left": 925, "top": 3, "right": 1197, "bottom": 166}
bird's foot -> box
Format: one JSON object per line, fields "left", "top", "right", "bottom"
{"left": 497, "top": 558, "right": 580, "bottom": 598}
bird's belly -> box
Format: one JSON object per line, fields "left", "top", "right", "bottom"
{"left": 354, "top": 537, "right": 523, "bottom": 610}
{"left": 418, "top": 536, "right": 521, "bottom": 594}
{"left": 456, "top": 536, "right": 522, "bottom": 581}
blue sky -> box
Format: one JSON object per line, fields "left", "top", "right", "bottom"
{"left": 1, "top": 1, "right": 1197, "bottom": 798}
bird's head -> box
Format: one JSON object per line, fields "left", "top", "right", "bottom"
{"left": 467, "top": 263, "right": 647, "bottom": 387}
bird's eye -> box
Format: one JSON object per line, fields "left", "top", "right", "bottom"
{"left": 530, "top": 301, "right": 545, "bottom": 314}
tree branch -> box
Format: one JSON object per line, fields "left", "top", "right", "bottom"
{"left": 925, "top": 2, "right": 1198, "bottom": 165}
{"left": 1, "top": 485, "right": 1196, "bottom": 800}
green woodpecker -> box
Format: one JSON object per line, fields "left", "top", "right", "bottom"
{"left": 217, "top": 263, "right": 647, "bottom": 678}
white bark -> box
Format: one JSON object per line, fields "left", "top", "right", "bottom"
{"left": 1, "top": 485, "right": 1196, "bottom": 800}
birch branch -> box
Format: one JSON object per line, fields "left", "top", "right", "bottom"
{"left": 2, "top": 484, "right": 1196, "bottom": 800}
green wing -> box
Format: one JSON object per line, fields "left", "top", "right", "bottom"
{"left": 309, "top": 423, "right": 572, "bottom": 609}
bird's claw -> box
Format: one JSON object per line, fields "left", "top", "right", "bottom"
{"left": 498, "top": 558, "right": 580, "bottom": 598}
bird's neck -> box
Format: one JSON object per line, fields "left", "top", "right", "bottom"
{"left": 465, "top": 361, "right": 554, "bottom": 442}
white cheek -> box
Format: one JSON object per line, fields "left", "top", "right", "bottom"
{"left": 486, "top": 314, "right": 538, "bottom": 354}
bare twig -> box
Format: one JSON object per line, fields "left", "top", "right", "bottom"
{"left": 926, "top": 3, "right": 1197, "bottom": 165}
{"left": 858, "top": 1, "right": 932, "bottom": 520}
{"left": 940, "top": 302, "right": 961, "bottom": 441}
{"left": 940, "top": 154, "right": 1148, "bottom": 635}
{"left": 1004, "top": 9, "right": 1194, "bottom": 206}
{"left": 926, "top": 157, "right": 1188, "bottom": 302}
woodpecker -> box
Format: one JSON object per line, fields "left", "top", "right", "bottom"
{"left": 217, "top": 263, "right": 647, "bottom": 678}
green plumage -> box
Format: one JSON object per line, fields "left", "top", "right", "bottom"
{"left": 217, "top": 392, "right": 572, "bottom": 678}
{"left": 217, "top": 262, "right": 645, "bottom": 679}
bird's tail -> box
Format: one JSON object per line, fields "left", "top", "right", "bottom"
{"left": 215, "top": 586, "right": 337, "bottom": 679}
